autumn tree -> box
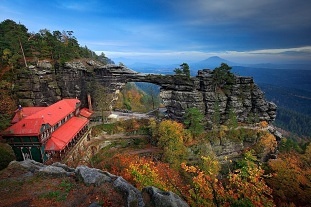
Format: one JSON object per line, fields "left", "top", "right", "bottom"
{"left": 109, "top": 154, "right": 190, "bottom": 198}
{"left": 182, "top": 156, "right": 225, "bottom": 207}
{"left": 182, "top": 150, "right": 275, "bottom": 207}
{"left": 227, "top": 150, "right": 275, "bottom": 207}
{"left": 254, "top": 132, "right": 277, "bottom": 160}
{"left": 266, "top": 145, "right": 311, "bottom": 206}
{"left": 157, "top": 120, "right": 187, "bottom": 169}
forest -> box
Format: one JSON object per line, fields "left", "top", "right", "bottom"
{"left": 0, "top": 19, "right": 311, "bottom": 207}
{"left": 85, "top": 111, "right": 311, "bottom": 207}
{"left": 232, "top": 66, "right": 311, "bottom": 139}
{"left": 0, "top": 19, "right": 113, "bottom": 131}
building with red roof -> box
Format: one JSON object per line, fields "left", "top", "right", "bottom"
{"left": 2, "top": 99, "right": 92, "bottom": 163}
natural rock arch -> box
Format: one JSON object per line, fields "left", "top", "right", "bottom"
{"left": 93, "top": 65, "right": 277, "bottom": 124}
{"left": 12, "top": 61, "right": 276, "bottom": 125}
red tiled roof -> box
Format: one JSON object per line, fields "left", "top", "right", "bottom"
{"left": 3, "top": 118, "right": 45, "bottom": 136}
{"left": 45, "top": 116, "right": 88, "bottom": 151}
{"left": 80, "top": 108, "right": 93, "bottom": 118}
{"left": 11, "top": 107, "right": 46, "bottom": 124}
{"left": 28, "top": 99, "right": 80, "bottom": 126}
{"left": 2, "top": 99, "right": 80, "bottom": 137}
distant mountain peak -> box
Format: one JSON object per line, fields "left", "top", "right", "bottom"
{"left": 202, "top": 56, "right": 229, "bottom": 62}
{"left": 191, "top": 56, "right": 236, "bottom": 70}
{"left": 208, "top": 55, "right": 223, "bottom": 59}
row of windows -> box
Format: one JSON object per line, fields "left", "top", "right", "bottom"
{"left": 40, "top": 112, "right": 75, "bottom": 142}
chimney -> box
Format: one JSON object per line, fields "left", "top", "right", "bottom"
{"left": 87, "top": 93, "right": 93, "bottom": 111}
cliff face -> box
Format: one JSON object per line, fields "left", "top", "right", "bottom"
{"left": 15, "top": 60, "right": 93, "bottom": 107}
{"left": 14, "top": 61, "right": 276, "bottom": 124}
{"left": 152, "top": 69, "right": 277, "bottom": 124}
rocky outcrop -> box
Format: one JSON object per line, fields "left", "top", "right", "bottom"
{"left": 13, "top": 61, "right": 276, "bottom": 124}
{"left": 15, "top": 60, "right": 92, "bottom": 107}
{"left": 196, "top": 69, "right": 277, "bottom": 124}
{"left": 5, "top": 159, "right": 188, "bottom": 207}
{"left": 142, "top": 186, "right": 189, "bottom": 207}
{"left": 93, "top": 65, "right": 276, "bottom": 124}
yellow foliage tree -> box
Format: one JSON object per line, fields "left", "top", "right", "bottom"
{"left": 157, "top": 120, "right": 187, "bottom": 169}
{"left": 182, "top": 151, "right": 275, "bottom": 207}
{"left": 255, "top": 132, "right": 277, "bottom": 156}
{"left": 128, "top": 158, "right": 168, "bottom": 190}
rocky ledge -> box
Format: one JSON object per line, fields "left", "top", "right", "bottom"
{"left": 0, "top": 159, "right": 189, "bottom": 207}
{"left": 14, "top": 60, "right": 276, "bottom": 125}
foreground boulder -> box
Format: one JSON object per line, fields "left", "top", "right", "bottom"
{"left": 0, "top": 160, "right": 189, "bottom": 207}
{"left": 142, "top": 186, "right": 189, "bottom": 207}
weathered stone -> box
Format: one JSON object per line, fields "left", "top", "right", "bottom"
{"left": 38, "top": 165, "right": 73, "bottom": 176}
{"left": 10, "top": 159, "right": 76, "bottom": 176}
{"left": 16, "top": 91, "right": 33, "bottom": 99}
{"left": 13, "top": 62, "right": 276, "bottom": 124}
{"left": 267, "top": 125, "right": 283, "bottom": 141}
{"left": 88, "top": 202, "right": 102, "bottom": 207}
{"left": 37, "top": 60, "right": 52, "bottom": 69}
{"left": 64, "top": 61, "right": 86, "bottom": 71}
{"left": 75, "top": 166, "right": 113, "bottom": 186}
{"left": 7, "top": 160, "right": 190, "bottom": 207}
{"left": 12, "top": 159, "right": 44, "bottom": 172}
{"left": 113, "top": 176, "right": 145, "bottom": 207}
{"left": 142, "top": 186, "right": 189, "bottom": 207}
{"left": 18, "top": 99, "right": 34, "bottom": 106}
{"left": 52, "top": 162, "right": 75, "bottom": 172}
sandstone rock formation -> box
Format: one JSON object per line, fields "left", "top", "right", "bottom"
{"left": 13, "top": 61, "right": 276, "bottom": 125}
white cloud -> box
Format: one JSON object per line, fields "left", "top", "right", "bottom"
{"left": 97, "top": 46, "right": 311, "bottom": 64}
{"left": 175, "top": 0, "right": 311, "bottom": 29}
{"left": 242, "top": 46, "right": 311, "bottom": 54}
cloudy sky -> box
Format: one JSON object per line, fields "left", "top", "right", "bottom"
{"left": 1, "top": 0, "right": 311, "bottom": 64}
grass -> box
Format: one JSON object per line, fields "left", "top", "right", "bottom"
{"left": 0, "top": 179, "right": 24, "bottom": 193}
{"left": 40, "top": 190, "right": 64, "bottom": 201}
{"left": 39, "top": 179, "right": 74, "bottom": 202}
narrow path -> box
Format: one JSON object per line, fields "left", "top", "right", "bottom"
{"left": 95, "top": 133, "right": 149, "bottom": 140}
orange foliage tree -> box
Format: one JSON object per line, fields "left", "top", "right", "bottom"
{"left": 109, "top": 154, "right": 190, "bottom": 198}
{"left": 182, "top": 151, "right": 275, "bottom": 207}
{"left": 226, "top": 151, "right": 275, "bottom": 207}
{"left": 181, "top": 156, "right": 225, "bottom": 207}
{"left": 266, "top": 145, "right": 311, "bottom": 206}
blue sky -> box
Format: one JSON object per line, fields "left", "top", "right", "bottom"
{"left": 1, "top": 0, "right": 311, "bottom": 64}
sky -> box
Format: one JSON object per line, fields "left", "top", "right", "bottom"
{"left": 1, "top": 0, "right": 311, "bottom": 65}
